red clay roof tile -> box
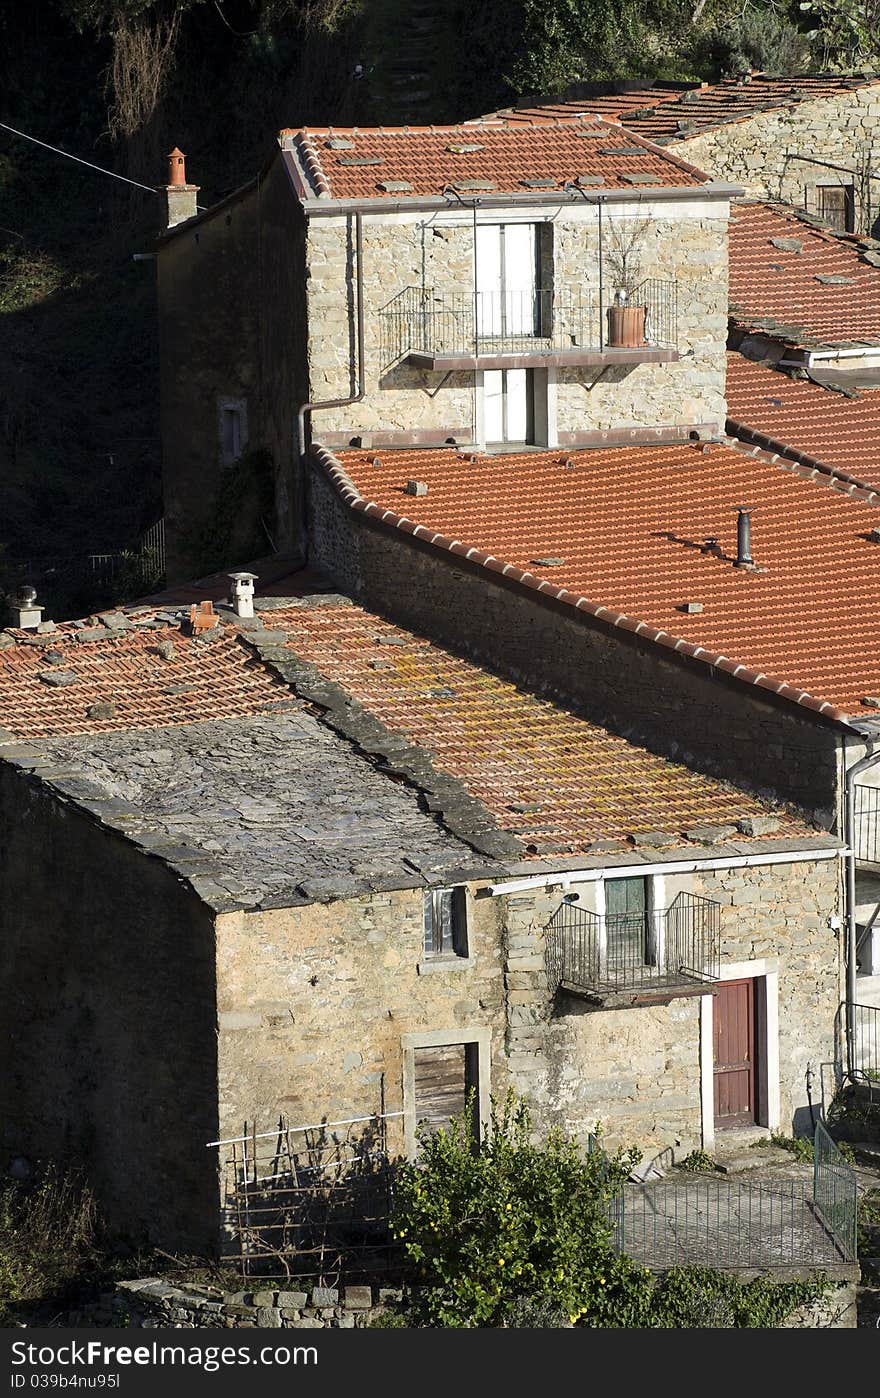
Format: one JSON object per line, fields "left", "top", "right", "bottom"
{"left": 282, "top": 118, "right": 711, "bottom": 200}
{"left": 328, "top": 439, "right": 880, "bottom": 719}
{"left": 726, "top": 352, "right": 880, "bottom": 492}
{"left": 728, "top": 202, "right": 880, "bottom": 348}
{"left": 271, "top": 601, "right": 814, "bottom": 856}
{"left": 483, "top": 74, "right": 880, "bottom": 143}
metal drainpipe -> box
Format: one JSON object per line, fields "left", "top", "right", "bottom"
{"left": 844, "top": 733, "right": 880, "bottom": 1075}
{"left": 296, "top": 210, "right": 365, "bottom": 459}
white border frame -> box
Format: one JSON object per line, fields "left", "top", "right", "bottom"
{"left": 700, "top": 957, "right": 780, "bottom": 1153}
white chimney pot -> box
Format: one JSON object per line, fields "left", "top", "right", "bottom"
{"left": 228, "top": 572, "right": 257, "bottom": 619}
{"left": 11, "top": 586, "right": 43, "bottom": 630}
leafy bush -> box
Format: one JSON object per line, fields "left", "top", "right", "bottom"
{"left": 679, "top": 1148, "right": 717, "bottom": 1173}
{"left": 387, "top": 1093, "right": 833, "bottom": 1328}
{"left": 0, "top": 1164, "right": 101, "bottom": 1323}
{"left": 390, "top": 1093, "right": 647, "bottom": 1327}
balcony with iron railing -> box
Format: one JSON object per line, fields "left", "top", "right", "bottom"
{"left": 545, "top": 892, "right": 721, "bottom": 1008}
{"left": 380, "top": 283, "right": 680, "bottom": 372}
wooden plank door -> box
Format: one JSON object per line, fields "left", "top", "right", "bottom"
{"left": 413, "top": 1042, "right": 478, "bottom": 1141}
{"left": 713, "top": 978, "right": 755, "bottom": 1128}
{"left": 817, "top": 184, "right": 854, "bottom": 233}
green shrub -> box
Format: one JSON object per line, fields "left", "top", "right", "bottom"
{"left": 390, "top": 1093, "right": 647, "bottom": 1327}
{"left": 679, "top": 1149, "right": 717, "bottom": 1173}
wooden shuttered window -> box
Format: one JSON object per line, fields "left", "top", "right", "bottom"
{"left": 413, "top": 1042, "right": 479, "bottom": 1141}
{"left": 423, "top": 887, "right": 468, "bottom": 957}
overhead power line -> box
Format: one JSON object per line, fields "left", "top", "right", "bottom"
{"left": 0, "top": 120, "right": 157, "bottom": 194}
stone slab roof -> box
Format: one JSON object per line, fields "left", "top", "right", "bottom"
{"left": 12, "top": 712, "right": 483, "bottom": 911}
{"left": 322, "top": 438, "right": 880, "bottom": 722}
{"left": 726, "top": 351, "right": 880, "bottom": 493}
{"left": 280, "top": 118, "right": 711, "bottom": 201}
{"left": 480, "top": 73, "right": 880, "bottom": 143}
{"left": 729, "top": 201, "right": 880, "bottom": 350}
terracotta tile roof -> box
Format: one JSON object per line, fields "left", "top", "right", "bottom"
{"left": 728, "top": 202, "right": 880, "bottom": 348}
{"left": 269, "top": 600, "right": 814, "bottom": 857}
{"left": 323, "top": 439, "right": 880, "bottom": 721}
{"left": 484, "top": 73, "right": 880, "bottom": 143}
{"left": 0, "top": 612, "right": 288, "bottom": 739}
{"left": 281, "top": 118, "right": 711, "bottom": 201}
{"left": 726, "top": 352, "right": 880, "bottom": 491}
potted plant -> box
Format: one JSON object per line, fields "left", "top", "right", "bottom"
{"left": 604, "top": 217, "right": 650, "bottom": 348}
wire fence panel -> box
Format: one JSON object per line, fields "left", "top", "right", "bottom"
{"left": 215, "top": 1113, "right": 403, "bottom": 1284}
{"left": 851, "top": 1001, "right": 880, "bottom": 1081}
{"left": 813, "top": 1121, "right": 859, "bottom": 1262}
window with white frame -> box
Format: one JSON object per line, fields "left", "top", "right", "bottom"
{"left": 423, "top": 887, "right": 468, "bottom": 958}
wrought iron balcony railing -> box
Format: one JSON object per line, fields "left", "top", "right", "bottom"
{"left": 854, "top": 783, "right": 880, "bottom": 864}
{"left": 380, "top": 282, "right": 678, "bottom": 369}
{"left": 545, "top": 892, "right": 721, "bottom": 1001}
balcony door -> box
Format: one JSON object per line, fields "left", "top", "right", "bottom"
{"left": 475, "top": 223, "right": 538, "bottom": 340}
{"left": 605, "top": 875, "right": 650, "bottom": 973}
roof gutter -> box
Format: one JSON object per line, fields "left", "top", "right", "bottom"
{"left": 296, "top": 210, "right": 365, "bottom": 459}
{"left": 485, "top": 844, "right": 844, "bottom": 897}
{"left": 295, "top": 182, "right": 743, "bottom": 219}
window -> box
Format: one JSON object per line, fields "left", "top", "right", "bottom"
{"left": 605, "top": 875, "right": 652, "bottom": 969}
{"left": 401, "top": 1026, "right": 491, "bottom": 1156}
{"left": 483, "top": 367, "right": 535, "bottom": 444}
{"left": 218, "top": 397, "right": 248, "bottom": 465}
{"left": 423, "top": 887, "right": 467, "bottom": 958}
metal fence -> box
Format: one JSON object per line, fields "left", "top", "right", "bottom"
{"left": 88, "top": 518, "right": 166, "bottom": 591}
{"left": 850, "top": 1000, "right": 880, "bottom": 1081}
{"left": 545, "top": 891, "right": 720, "bottom": 997}
{"left": 610, "top": 1124, "right": 857, "bottom": 1270}
{"left": 210, "top": 1112, "right": 402, "bottom": 1284}
{"left": 381, "top": 279, "right": 678, "bottom": 367}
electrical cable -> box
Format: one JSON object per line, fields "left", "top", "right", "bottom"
{"left": 0, "top": 119, "right": 157, "bottom": 193}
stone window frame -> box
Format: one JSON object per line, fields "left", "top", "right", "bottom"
{"left": 400, "top": 1026, "right": 492, "bottom": 1158}
{"left": 218, "top": 396, "right": 249, "bottom": 466}
{"left": 418, "top": 886, "right": 472, "bottom": 973}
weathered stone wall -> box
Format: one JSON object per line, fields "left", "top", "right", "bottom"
{"left": 498, "top": 857, "right": 842, "bottom": 1158}
{"left": 306, "top": 200, "right": 729, "bottom": 445}
{"left": 158, "top": 158, "right": 307, "bottom": 582}
{"left": 671, "top": 86, "right": 880, "bottom": 234}
{"left": 0, "top": 763, "right": 222, "bottom": 1252}
{"left": 307, "top": 461, "right": 845, "bottom": 822}
{"left": 214, "top": 888, "right": 507, "bottom": 1161}
{"left": 66, "top": 1279, "right": 396, "bottom": 1329}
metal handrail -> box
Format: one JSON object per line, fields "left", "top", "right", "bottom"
{"left": 546, "top": 891, "right": 721, "bottom": 995}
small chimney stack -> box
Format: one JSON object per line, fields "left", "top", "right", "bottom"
{"left": 734, "top": 507, "right": 756, "bottom": 570}
{"left": 10, "top": 584, "right": 43, "bottom": 630}
{"left": 228, "top": 572, "right": 257, "bottom": 619}
{"left": 161, "top": 148, "right": 199, "bottom": 229}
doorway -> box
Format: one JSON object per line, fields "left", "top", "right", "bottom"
{"left": 483, "top": 368, "right": 534, "bottom": 444}
{"left": 713, "top": 977, "right": 756, "bottom": 1128}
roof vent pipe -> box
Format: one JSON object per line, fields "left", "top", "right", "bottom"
{"left": 228, "top": 572, "right": 257, "bottom": 619}
{"left": 10, "top": 584, "right": 43, "bottom": 630}
{"left": 734, "top": 507, "right": 756, "bottom": 570}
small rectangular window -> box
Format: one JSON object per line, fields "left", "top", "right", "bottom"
{"left": 423, "top": 887, "right": 467, "bottom": 957}
{"left": 817, "top": 184, "right": 854, "bottom": 233}
{"left": 218, "top": 397, "right": 248, "bottom": 465}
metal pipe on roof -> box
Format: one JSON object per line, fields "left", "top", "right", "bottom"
{"left": 296, "top": 210, "right": 365, "bottom": 458}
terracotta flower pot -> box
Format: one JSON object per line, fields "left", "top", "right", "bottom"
{"left": 607, "top": 304, "right": 646, "bottom": 348}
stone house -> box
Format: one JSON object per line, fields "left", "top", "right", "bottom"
{"left": 487, "top": 72, "right": 880, "bottom": 235}
{"left": 0, "top": 585, "right": 844, "bottom": 1251}
{"left": 156, "top": 117, "right": 739, "bottom": 582}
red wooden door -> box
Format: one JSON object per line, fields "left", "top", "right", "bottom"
{"left": 713, "top": 978, "right": 755, "bottom": 1127}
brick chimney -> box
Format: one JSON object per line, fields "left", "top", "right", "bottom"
{"left": 161, "top": 147, "right": 199, "bottom": 229}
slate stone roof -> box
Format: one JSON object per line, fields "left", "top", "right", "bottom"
{"left": 728, "top": 201, "right": 880, "bottom": 349}
{"left": 481, "top": 73, "right": 880, "bottom": 143}
{"left": 0, "top": 589, "right": 830, "bottom": 908}
{"left": 726, "top": 351, "right": 880, "bottom": 492}
{"left": 22, "top": 713, "right": 482, "bottom": 911}
{"left": 322, "top": 438, "right": 880, "bottom": 721}
{"left": 281, "top": 118, "right": 711, "bottom": 201}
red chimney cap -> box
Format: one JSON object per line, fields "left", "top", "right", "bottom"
{"left": 167, "top": 148, "right": 187, "bottom": 186}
